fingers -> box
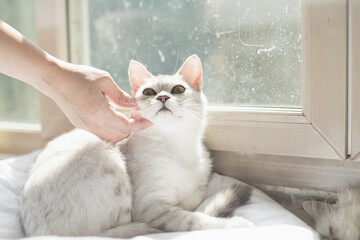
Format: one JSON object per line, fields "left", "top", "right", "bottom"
{"left": 98, "top": 106, "right": 152, "bottom": 143}
{"left": 109, "top": 108, "right": 153, "bottom": 133}
{"left": 130, "top": 111, "right": 142, "bottom": 120}
{"left": 76, "top": 74, "right": 151, "bottom": 143}
{"left": 100, "top": 77, "right": 137, "bottom": 108}
{"left": 128, "top": 117, "right": 153, "bottom": 132}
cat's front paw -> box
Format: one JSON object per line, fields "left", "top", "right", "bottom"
{"left": 224, "top": 216, "right": 254, "bottom": 228}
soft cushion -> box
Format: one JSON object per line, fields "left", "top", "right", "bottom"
{"left": 0, "top": 151, "right": 319, "bottom": 240}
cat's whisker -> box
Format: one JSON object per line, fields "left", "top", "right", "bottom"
{"left": 135, "top": 55, "right": 144, "bottom": 65}
{"left": 173, "top": 48, "right": 180, "bottom": 74}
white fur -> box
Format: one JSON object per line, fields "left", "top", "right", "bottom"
{"left": 124, "top": 73, "right": 210, "bottom": 218}
{"left": 19, "top": 56, "right": 252, "bottom": 237}
{"left": 20, "top": 130, "right": 133, "bottom": 236}
{"left": 305, "top": 187, "right": 360, "bottom": 240}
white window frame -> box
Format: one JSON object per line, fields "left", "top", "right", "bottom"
{"left": 66, "top": 0, "right": 349, "bottom": 160}
{"left": 0, "top": 0, "right": 354, "bottom": 191}
{"left": 351, "top": 0, "right": 360, "bottom": 161}
{"left": 209, "top": 0, "right": 352, "bottom": 193}
{"left": 207, "top": 0, "right": 348, "bottom": 161}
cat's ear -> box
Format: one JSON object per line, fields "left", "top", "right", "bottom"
{"left": 303, "top": 201, "right": 338, "bottom": 220}
{"left": 128, "top": 60, "right": 152, "bottom": 95}
{"left": 178, "top": 55, "right": 202, "bottom": 91}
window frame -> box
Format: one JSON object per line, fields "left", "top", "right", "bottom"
{"left": 208, "top": 0, "right": 348, "bottom": 160}
{"left": 67, "top": 0, "right": 348, "bottom": 160}
{"left": 0, "top": 123, "right": 43, "bottom": 154}
{"left": 351, "top": 0, "right": 360, "bottom": 160}
{"left": 0, "top": 0, "right": 353, "bottom": 191}
{"left": 36, "top": 0, "right": 75, "bottom": 141}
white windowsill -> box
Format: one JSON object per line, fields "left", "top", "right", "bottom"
{"left": 0, "top": 122, "right": 41, "bottom": 132}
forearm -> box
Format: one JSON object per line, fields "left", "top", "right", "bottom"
{"left": 0, "top": 20, "right": 61, "bottom": 97}
{"left": 0, "top": 20, "right": 151, "bottom": 141}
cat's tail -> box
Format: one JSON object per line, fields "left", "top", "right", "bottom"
{"left": 101, "top": 222, "right": 161, "bottom": 238}
{"left": 203, "top": 184, "right": 253, "bottom": 218}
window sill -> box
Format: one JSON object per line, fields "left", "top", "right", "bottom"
{"left": 0, "top": 122, "right": 41, "bottom": 133}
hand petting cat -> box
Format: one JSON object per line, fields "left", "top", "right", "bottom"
{"left": 46, "top": 61, "right": 153, "bottom": 143}
{"left": 0, "top": 20, "right": 152, "bottom": 143}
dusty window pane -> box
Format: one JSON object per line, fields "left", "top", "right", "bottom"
{"left": 75, "top": 0, "right": 301, "bottom": 107}
{"left": 0, "top": 0, "right": 39, "bottom": 123}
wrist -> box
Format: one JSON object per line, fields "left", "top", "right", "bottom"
{"left": 40, "top": 56, "right": 70, "bottom": 101}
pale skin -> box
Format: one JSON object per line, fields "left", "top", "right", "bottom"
{"left": 0, "top": 20, "right": 152, "bottom": 143}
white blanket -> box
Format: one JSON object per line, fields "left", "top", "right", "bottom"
{"left": 0, "top": 151, "right": 320, "bottom": 240}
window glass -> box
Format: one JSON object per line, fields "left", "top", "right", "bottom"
{"left": 71, "top": 0, "right": 301, "bottom": 107}
{"left": 0, "top": 0, "right": 39, "bottom": 123}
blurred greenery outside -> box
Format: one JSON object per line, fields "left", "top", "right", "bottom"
{"left": 0, "top": 0, "right": 39, "bottom": 123}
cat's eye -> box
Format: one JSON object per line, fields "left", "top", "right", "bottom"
{"left": 143, "top": 88, "right": 157, "bottom": 96}
{"left": 171, "top": 85, "right": 186, "bottom": 94}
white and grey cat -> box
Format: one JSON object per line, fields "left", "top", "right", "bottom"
{"left": 303, "top": 186, "right": 360, "bottom": 240}
{"left": 19, "top": 55, "right": 253, "bottom": 238}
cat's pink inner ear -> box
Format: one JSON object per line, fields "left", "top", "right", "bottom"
{"left": 128, "top": 60, "right": 152, "bottom": 95}
{"left": 178, "top": 55, "right": 202, "bottom": 91}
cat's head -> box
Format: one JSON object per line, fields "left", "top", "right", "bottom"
{"left": 303, "top": 196, "right": 360, "bottom": 240}
{"left": 128, "top": 55, "right": 207, "bottom": 128}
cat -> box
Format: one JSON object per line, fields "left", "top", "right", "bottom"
{"left": 19, "top": 55, "right": 253, "bottom": 238}
{"left": 303, "top": 186, "right": 360, "bottom": 240}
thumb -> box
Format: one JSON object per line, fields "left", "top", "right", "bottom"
{"left": 101, "top": 78, "right": 137, "bottom": 108}
{"left": 128, "top": 117, "right": 153, "bottom": 132}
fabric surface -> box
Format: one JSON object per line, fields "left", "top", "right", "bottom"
{"left": 0, "top": 151, "right": 320, "bottom": 240}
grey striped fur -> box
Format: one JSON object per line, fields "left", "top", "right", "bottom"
{"left": 204, "top": 184, "right": 253, "bottom": 218}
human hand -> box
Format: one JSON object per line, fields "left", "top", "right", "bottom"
{"left": 47, "top": 60, "right": 153, "bottom": 143}
{"left": 0, "top": 20, "right": 151, "bottom": 142}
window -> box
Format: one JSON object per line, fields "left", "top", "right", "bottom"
{"left": 0, "top": 0, "right": 39, "bottom": 124}
{"left": 68, "top": 0, "right": 346, "bottom": 159}
{"left": 69, "top": 0, "right": 302, "bottom": 107}
{"left": 0, "top": 0, "right": 354, "bottom": 192}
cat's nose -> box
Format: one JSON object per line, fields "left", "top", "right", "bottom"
{"left": 157, "top": 95, "right": 170, "bottom": 103}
